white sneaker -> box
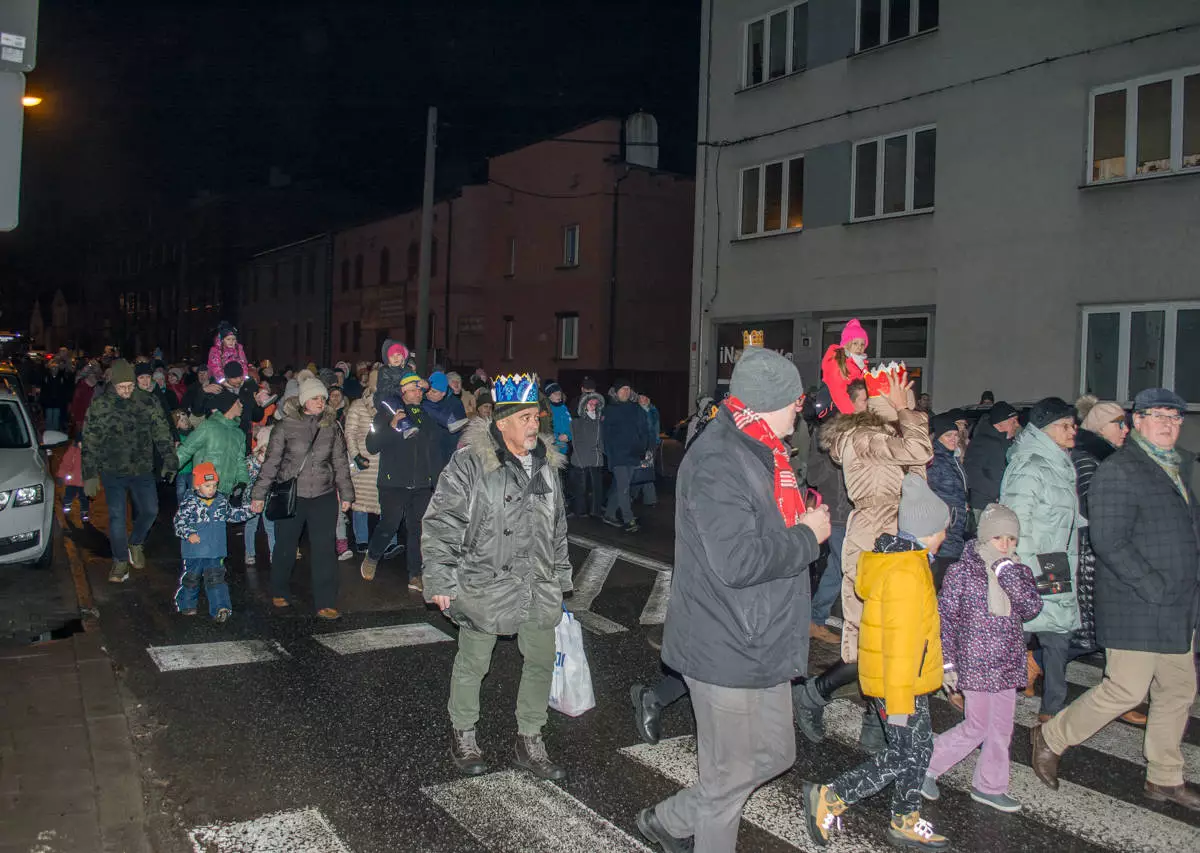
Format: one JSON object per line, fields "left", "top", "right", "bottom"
{"left": 245, "top": 555, "right": 256, "bottom": 566}
{"left": 338, "top": 549, "right": 354, "bottom": 562}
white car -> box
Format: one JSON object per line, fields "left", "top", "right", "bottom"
{"left": 0, "top": 391, "right": 67, "bottom": 567}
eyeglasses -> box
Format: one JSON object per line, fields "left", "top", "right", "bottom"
{"left": 1142, "top": 412, "right": 1184, "bottom": 425}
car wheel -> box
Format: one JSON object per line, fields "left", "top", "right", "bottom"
{"left": 32, "top": 520, "right": 54, "bottom": 569}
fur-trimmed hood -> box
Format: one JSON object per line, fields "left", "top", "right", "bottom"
{"left": 280, "top": 395, "right": 340, "bottom": 428}
{"left": 576, "top": 391, "right": 606, "bottom": 417}
{"left": 458, "top": 417, "right": 566, "bottom": 475}
{"left": 819, "top": 409, "right": 895, "bottom": 454}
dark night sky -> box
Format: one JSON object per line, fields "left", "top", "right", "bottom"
{"left": 4, "top": 0, "right": 700, "bottom": 286}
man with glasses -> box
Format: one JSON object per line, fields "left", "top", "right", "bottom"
{"left": 1032, "top": 388, "right": 1200, "bottom": 810}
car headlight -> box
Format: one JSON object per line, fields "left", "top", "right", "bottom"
{"left": 0, "top": 484, "right": 45, "bottom": 509}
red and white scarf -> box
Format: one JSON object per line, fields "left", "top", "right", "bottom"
{"left": 725, "top": 395, "right": 806, "bottom": 527}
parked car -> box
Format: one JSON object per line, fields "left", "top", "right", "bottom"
{"left": 0, "top": 391, "right": 67, "bottom": 567}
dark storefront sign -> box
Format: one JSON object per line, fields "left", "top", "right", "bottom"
{"left": 715, "top": 319, "right": 795, "bottom": 386}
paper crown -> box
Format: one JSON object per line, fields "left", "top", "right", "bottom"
{"left": 863, "top": 361, "right": 908, "bottom": 397}
{"left": 492, "top": 373, "right": 540, "bottom": 406}
{"left": 743, "top": 329, "right": 765, "bottom": 348}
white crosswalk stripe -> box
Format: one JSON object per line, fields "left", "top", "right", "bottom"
{"left": 1068, "top": 660, "right": 1200, "bottom": 719}
{"left": 148, "top": 639, "right": 289, "bottom": 672}
{"left": 569, "top": 546, "right": 619, "bottom": 612}
{"left": 423, "top": 769, "right": 652, "bottom": 852}
{"left": 575, "top": 610, "right": 629, "bottom": 635}
{"left": 189, "top": 807, "right": 352, "bottom": 852}
{"left": 823, "top": 700, "right": 1200, "bottom": 852}
{"left": 639, "top": 571, "right": 672, "bottom": 625}
{"left": 313, "top": 623, "right": 452, "bottom": 655}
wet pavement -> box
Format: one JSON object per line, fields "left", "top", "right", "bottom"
{"left": 63, "top": 485, "right": 1200, "bottom": 852}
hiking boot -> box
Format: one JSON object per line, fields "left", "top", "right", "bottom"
{"left": 795, "top": 703, "right": 826, "bottom": 744}
{"left": 408, "top": 575, "right": 424, "bottom": 592}
{"left": 809, "top": 622, "right": 841, "bottom": 645}
{"left": 1144, "top": 781, "right": 1200, "bottom": 810}
{"left": 513, "top": 733, "right": 566, "bottom": 781}
{"left": 316, "top": 608, "right": 341, "bottom": 621}
{"left": 214, "top": 608, "right": 232, "bottom": 624}
{"left": 108, "top": 561, "right": 130, "bottom": 583}
{"left": 360, "top": 556, "right": 378, "bottom": 581}
{"left": 920, "top": 775, "right": 940, "bottom": 801}
{"left": 630, "top": 683, "right": 663, "bottom": 745}
{"left": 450, "top": 728, "right": 487, "bottom": 776}
{"left": 1024, "top": 650, "right": 1041, "bottom": 697}
{"left": 802, "top": 782, "right": 846, "bottom": 847}
{"left": 635, "top": 807, "right": 694, "bottom": 853}
{"left": 127, "top": 544, "right": 146, "bottom": 569}
{"left": 887, "top": 812, "right": 948, "bottom": 849}
{"left": 1030, "top": 725, "right": 1061, "bottom": 790}
{"left": 1120, "top": 709, "right": 1148, "bottom": 727}
{"left": 970, "top": 789, "right": 1020, "bottom": 812}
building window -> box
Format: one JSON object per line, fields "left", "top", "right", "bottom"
{"left": 352, "top": 320, "right": 361, "bottom": 354}
{"left": 307, "top": 253, "right": 316, "bottom": 294}
{"left": 562, "top": 225, "right": 581, "bottom": 267}
{"left": 743, "top": 2, "right": 808, "bottom": 88}
{"left": 354, "top": 254, "right": 363, "bottom": 289}
{"left": 857, "top": 0, "right": 938, "bottom": 53}
{"left": 557, "top": 315, "right": 579, "bottom": 360}
{"left": 1081, "top": 301, "right": 1200, "bottom": 405}
{"left": 503, "top": 317, "right": 515, "bottom": 361}
{"left": 379, "top": 248, "right": 390, "bottom": 286}
{"left": 739, "top": 155, "right": 804, "bottom": 237}
{"left": 851, "top": 126, "right": 936, "bottom": 221}
{"left": 341, "top": 259, "right": 350, "bottom": 292}
{"left": 1088, "top": 66, "right": 1200, "bottom": 184}
{"left": 506, "top": 237, "right": 517, "bottom": 277}
{"left": 340, "top": 322, "right": 348, "bottom": 353}
{"left": 822, "top": 315, "right": 933, "bottom": 392}
{"left": 406, "top": 242, "right": 419, "bottom": 281}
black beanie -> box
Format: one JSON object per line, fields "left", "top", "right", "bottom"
{"left": 224, "top": 361, "right": 245, "bottom": 380}
{"left": 1029, "top": 397, "right": 1074, "bottom": 430}
{"left": 134, "top": 363, "right": 154, "bottom": 378}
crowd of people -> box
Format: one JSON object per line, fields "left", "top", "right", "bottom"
{"left": 25, "top": 313, "right": 1199, "bottom": 852}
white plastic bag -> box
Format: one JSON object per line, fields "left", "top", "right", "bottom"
{"left": 549, "top": 607, "right": 596, "bottom": 716}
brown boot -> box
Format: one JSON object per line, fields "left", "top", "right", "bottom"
{"left": 1030, "top": 725, "right": 1062, "bottom": 790}
{"left": 1120, "top": 709, "right": 1148, "bottom": 727}
{"left": 1144, "top": 782, "right": 1200, "bottom": 810}
{"left": 810, "top": 622, "right": 841, "bottom": 645}
{"left": 1024, "top": 651, "right": 1041, "bottom": 697}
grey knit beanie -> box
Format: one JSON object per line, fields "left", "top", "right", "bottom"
{"left": 729, "top": 348, "right": 804, "bottom": 413}
{"left": 898, "top": 473, "right": 950, "bottom": 539}
{"left": 977, "top": 503, "right": 1020, "bottom": 542}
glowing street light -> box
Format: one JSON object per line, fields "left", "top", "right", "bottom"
{"left": 21, "top": 96, "right": 42, "bottom": 107}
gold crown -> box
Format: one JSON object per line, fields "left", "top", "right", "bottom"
{"left": 742, "top": 329, "right": 764, "bottom": 348}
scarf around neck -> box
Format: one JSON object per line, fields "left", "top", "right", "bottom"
{"left": 725, "top": 395, "right": 805, "bottom": 527}
{"left": 977, "top": 540, "right": 1012, "bottom": 617}
{"left": 1132, "top": 430, "right": 1187, "bottom": 501}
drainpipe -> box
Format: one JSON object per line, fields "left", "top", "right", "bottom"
{"left": 607, "top": 166, "right": 632, "bottom": 372}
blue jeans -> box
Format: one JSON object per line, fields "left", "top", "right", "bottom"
{"left": 244, "top": 513, "right": 276, "bottom": 558}
{"left": 353, "top": 510, "right": 397, "bottom": 551}
{"left": 44, "top": 408, "right": 62, "bottom": 432}
{"left": 604, "top": 465, "right": 636, "bottom": 523}
{"left": 175, "top": 472, "right": 190, "bottom": 506}
{"left": 174, "top": 557, "right": 231, "bottom": 617}
{"left": 100, "top": 474, "right": 158, "bottom": 564}
{"left": 811, "top": 524, "right": 846, "bottom": 626}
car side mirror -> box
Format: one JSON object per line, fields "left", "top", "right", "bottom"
{"left": 40, "top": 429, "right": 69, "bottom": 449}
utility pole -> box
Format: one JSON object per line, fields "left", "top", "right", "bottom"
{"left": 415, "top": 106, "right": 437, "bottom": 374}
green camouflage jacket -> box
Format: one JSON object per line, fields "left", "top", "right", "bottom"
{"left": 82, "top": 387, "right": 178, "bottom": 480}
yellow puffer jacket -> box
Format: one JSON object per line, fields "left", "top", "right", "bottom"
{"left": 855, "top": 545, "right": 943, "bottom": 715}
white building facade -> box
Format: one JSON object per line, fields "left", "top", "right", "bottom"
{"left": 689, "top": 0, "right": 1200, "bottom": 410}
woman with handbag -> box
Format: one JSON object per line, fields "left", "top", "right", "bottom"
{"left": 250, "top": 375, "right": 354, "bottom": 620}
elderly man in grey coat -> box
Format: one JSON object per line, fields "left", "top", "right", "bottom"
{"left": 423, "top": 373, "right": 572, "bottom": 782}
{"left": 636, "top": 348, "right": 831, "bottom": 853}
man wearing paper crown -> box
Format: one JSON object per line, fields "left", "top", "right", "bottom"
{"left": 422, "top": 372, "right": 574, "bottom": 782}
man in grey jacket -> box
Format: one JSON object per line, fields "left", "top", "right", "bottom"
{"left": 637, "top": 348, "right": 830, "bottom": 853}
{"left": 423, "top": 373, "right": 573, "bottom": 782}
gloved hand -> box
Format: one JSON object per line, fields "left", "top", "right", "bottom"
{"left": 991, "top": 558, "right": 1016, "bottom": 577}
{"left": 943, "top": 669, "right": 959, "bottom": 691}
{"left": 161, "top": 465, "right": 177, "bottom": 482}
{"left": 83, "top": 477, "right": 100, "bottom": 498}
{"left": 887, "top": 714, "right": 910, "bottom": 728}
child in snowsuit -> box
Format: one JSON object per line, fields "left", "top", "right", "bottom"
{"left": 173, "top": 462, "right": 254, "bottom": 622}
{"left": 921, "top": 503, "right": 1042, "bottom": 813}
{"left": 374, "top": 341, "right": 418, "bottom": 436}
{"left": 56, "top": 436, "right": 89, "bottom": 521}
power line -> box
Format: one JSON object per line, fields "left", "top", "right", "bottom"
{"left": 486, "top": 178, "right": 609, "bottom": 200}
{"left": 701, "top": 20, "right": 1200, "bottom": 149}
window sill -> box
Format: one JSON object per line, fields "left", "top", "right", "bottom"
{"left": 732, "top": 227, "right": 804, "bottom": 244}
{"left": 503, "top": 273, "right": 515, "bottom": 279}
{"left": 1080, "top": 167, "right": 1200, "bottom": 191}
{"left": 735, "top": 67, "right": 807, "bottom": 95}
{"left": 853, "top": 27, "right": 937, "bottom": 58}
{"left": 555, "top": 264, "right": 581, "bottom": 271}
{"left": 845, "top": 208, "right": 934, "bottom": 226}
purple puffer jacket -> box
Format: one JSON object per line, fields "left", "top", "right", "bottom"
{"left": 939, "top": 540, "right": 1043, "bottom": 693}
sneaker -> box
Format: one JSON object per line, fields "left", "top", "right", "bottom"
{"left": 920, "top": 775, "right": 940, "bottom": 801}
{"left": 970, "top": 789, "right": 1020, "bottom": 812}
{"left": 108, "top": 561, "right": 130, "bottom": 583}
{"left": 622, "top": 522, "right": 640, "bottom": 533}
{"left": 603, "top": 516, "right": 622, "bottom": 528}
{"left": 354, "top": 541, "right": 369, "bottom": 554}
{"left": 450, "top": 728, "right": 487, "bottom": 776}
{"left": 630, "top": 683, "right": 663, "bottom": 745}
{"left": 635, "top": 807, "right": 694, "bottom": 853}
{"left": 360, "top": 556, "right": 378, "bottom": 581}
{"left": 886, "top": 812, "right": 949, "bottom": 849}
{"left": 296, "top": 548, "right": 303, "bottom": 560}
{"left": 408, "top": 575, "right": 424, "bottom": 592}
{"left": 336, "top": 538, "right": 350, "bottom": 557}
{"left": 179, "top": 608, "right": 197, "bottom": 616}
{"left": 214, "top": 608, "right": 232, "bottom": 624}
{"left": 337, "top": 548, "right": 355, "bottom": 562}
{"left": 513, "top": 733, "right": 566, "bottom": 781}
{"left": 802, "top": 782, "right": 846, "bottom": 847}
{"left": 316, "top": 608, "right": 341, "bottom": 621}
{"left": 127, "top": 544, "right": 146, "bottom": 569}
{"left": 382, "top": 543, "right": 405, "bottom": 560}
{"left": 245, "top": 555, "right": 256, "bottom": 566}
{"left": 447, "top": 417, "right": 469, "bottom": 434}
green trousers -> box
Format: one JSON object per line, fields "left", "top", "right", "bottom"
{"left": 448, "top": 621, "right": 557, "bottom": 736}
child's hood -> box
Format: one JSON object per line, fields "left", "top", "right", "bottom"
{"left": 856, "top": 547, "right": 928, "bottom": 599}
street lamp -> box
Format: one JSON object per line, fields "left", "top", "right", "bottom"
{"left": 21, "top": 95, "right": 41, "bottom": 107}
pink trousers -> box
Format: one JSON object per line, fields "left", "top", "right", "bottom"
{"left": 926, "top": 688, "right": 1017, "bottom": 795}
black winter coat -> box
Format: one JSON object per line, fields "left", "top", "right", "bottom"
{"left": 965, "top": 417, "right": 1012, "bottom": 511}
{"left": 1070, "top": 428, "right": 1118, "bottom": 650}
{"left": 1090, "top": 439, "right": 1200, "bottom": 654}
{"left": 806, "top": 419, "right": 852, "bottom": 526}
{"left": 366, "top": 405, "right": 440, "bottom": 491}
{"left": 41, "top": 370, "right": 73, "bottom": 410}
{"left": 603, "top": 400, "right": 650, "bottom": 468}
{"left": 927, "top": 442, "right": 969, "bottom": 560}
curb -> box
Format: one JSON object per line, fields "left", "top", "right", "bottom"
{"left": 58, "top": 504, "right": 100, "bottom": 630}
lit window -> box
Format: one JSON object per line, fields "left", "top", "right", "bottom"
{"left": 1088, "top": 66, "right": 1200, "bottom": 183}
{"left": 739, "top": 156, "right": 804, "bottom": 237}
{"left": 851, "top": 126, "right": 936, "bottom": 221}
{"left": 857, "top": 0, "right": 938, "bottom": 52}
{"left": 743, "top": 3, "right": 808, "bottom": 88}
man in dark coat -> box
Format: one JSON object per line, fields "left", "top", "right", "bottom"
{"left": 964, "top": 401, "right": 1020, "bottom": 521}
{"left": 1032, "top": 388, "right": 1200, "bottom": 810}
{"left": 602, "top": 379, "right": 650, "bottom": 532}
{"left": 635, "top": 348, "right": 830, "bottom": 852}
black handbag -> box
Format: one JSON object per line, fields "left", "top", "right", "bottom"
{"left": 1034, "top": 516, "right": 1075, "bottom": 596}
{"left": 265, "top": 428, "right": 321, "bottom": 521}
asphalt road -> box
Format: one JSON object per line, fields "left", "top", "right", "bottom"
{"left": 69, "top": 486, "right": 1200, "bottom": 853}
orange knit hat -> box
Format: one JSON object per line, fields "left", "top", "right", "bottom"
{"left": 192, "top": 461, "right": 218, "bottom": 488}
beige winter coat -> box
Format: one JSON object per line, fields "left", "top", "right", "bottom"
{"left": 344, "top": 393, "right": 380, "bottom": 515}
{"left": 823, "top": 406, "right": 932, "bottom": 661}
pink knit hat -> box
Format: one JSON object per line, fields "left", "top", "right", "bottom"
{"left": 841, "top": 318, "right": 869, "bottom": 348}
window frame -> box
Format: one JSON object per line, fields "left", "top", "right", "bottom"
{"left": 557, "top": 314, "right": 580, "bottom": 360}
{"left": 1079, "top": 300, "right": 1200, "bottom": 408}
{"left": 740, "top": 2, "right": 808, "bottom": 90}
{"left": 506, "top": 236, "right": 517, "bottom": 277}
{"left": 562, "top": 225, "right": 581, "bottom": 268}
{"left": 503, "top": 317, "right": 515, "bottom": 361}
{"left": 849, "top": 124, "right": 937, "bottom": 222}
{"left": 737, "top": 154, "right": 805, "bottom": 238}
{"left": 855, "top": 0, "right": 938, "bottom": 54}
{"left": 1086, "top": 64, "right": 1200, "bottom": 185}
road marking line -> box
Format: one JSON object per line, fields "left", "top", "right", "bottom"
{"left": 314, "top": 623, "right": 453, "bottom": 655}
{"left": 189, "top": 807, "right": 351, "bottom": 852}
{"left": 570, "top": 547, "right": 619, "bottom": 612}
{"left": 60, "top": 521, "right": 99, "bottom": 630}
{"left": 423, "top": 769, "right": 652, "bottom": 852}
{"left": 638, "top": 571, "right": 672, "bottom": 625}
{"left": 148, "top": 640, "right": 289, "bottom": 672}
{"left": 575, "top": 611, "right": 628, "bottom": 635}
{"left": 1068, "top": 660, "right": 1200, "bottom": 719}
{"left": 824, "top": 700, "right": 1200, "bottom": 852}
{"left": 568, "top": 535, "right": 672, "bottom": 574}
{"left": 620, "top": 737, "right": 890, "bottom": 851}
